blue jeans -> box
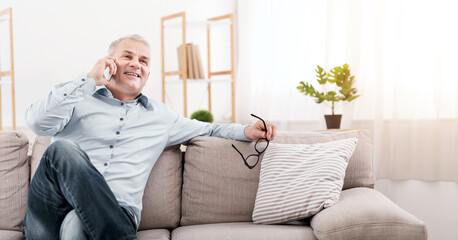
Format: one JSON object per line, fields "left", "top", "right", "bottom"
{"left": 23, "top": 140, "right": 137, "bottom": 240}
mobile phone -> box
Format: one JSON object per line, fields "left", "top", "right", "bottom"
{"left": 104, "top": 67, "right": 112, "bottom": 81}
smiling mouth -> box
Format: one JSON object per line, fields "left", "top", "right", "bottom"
{"left": 125, "top": 72, "right": 140, "bottom": 78}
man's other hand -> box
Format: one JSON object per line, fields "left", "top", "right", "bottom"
{"left": 88, "top": 56, "right": 120, "bottom": 86}
{"left": 245, "top": 120, "right": 277, "bottom": 141}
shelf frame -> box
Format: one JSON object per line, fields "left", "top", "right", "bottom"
{"left": 161, "top": 12, "right": 235, "bottom": 122}
{"left": 207, "top": 13, "right": 235, "bottom": 122}
{"left": 161, "top": 12, "right": 188, "bottom": 116}
{"left": 0, "top": 7, "right": 15, "bottom": 130}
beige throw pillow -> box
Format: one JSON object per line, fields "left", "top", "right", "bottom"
{"left": 252, "top": 138, "right": 358, "bottom": 224}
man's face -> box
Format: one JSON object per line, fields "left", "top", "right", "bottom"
{"left": 109, "top": 39, "right": 151, "bottom": 98}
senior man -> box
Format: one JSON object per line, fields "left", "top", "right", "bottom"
{"left": 23, "top": 34, "right": 276, "bottom": 240}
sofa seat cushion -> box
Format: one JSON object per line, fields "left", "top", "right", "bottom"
{"left": 0, "top": 131, "right": 29, "bottom": 231}
{"left": 310, "top": 187, "right": 427, "bottom": 240}
{"left": 172, "top": 222, "right": 316, "bottom": 240}
{"left": 0, "top": 230, "right": 23, "bottom": 240}
{"left": 137, "top": 229, "right": 170, "bottom": 240}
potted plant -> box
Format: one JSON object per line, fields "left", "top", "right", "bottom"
{"left": 190, "top": 110, "right": 214, "bottom": 123}
{"left": 296, "top": 63, "right": 360, "bottom": 129}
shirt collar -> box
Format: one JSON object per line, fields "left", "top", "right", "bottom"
{"left": 136, "top": 94, "right": 149, "bottom": 107}
{"left": 95, "top": 86, "right": 149, "bottom": 108}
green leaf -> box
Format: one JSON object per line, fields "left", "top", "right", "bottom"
{"left": 346, "top": 95, "right": 360, "bottom": 102}
{"left": 316, "top": 65, "right": 328, "bottom": 84}
{"left": 298, "top": 63, "right": 360, "bottom": 107}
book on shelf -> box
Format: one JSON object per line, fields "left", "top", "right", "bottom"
{"left": 192, "top": 44, "right": 200, "bottom": 79}
{"left": 177, "top": 44, "right": 186, "bottom": 79}
{"left": 186, "top": 43, "right": 194, "bottom": 79}
{"left": 194, "top": 44, "right": 205, "bottom": 79}
{"left": 177, "top": 43, "right": 205, "bottom": 80}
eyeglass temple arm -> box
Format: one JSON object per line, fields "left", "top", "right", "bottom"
{"left": 250, "top": 114, "right": 268, "bottom": 135}
{"left": 232, "top": 144, "right": 254, "bottom": 169}
{"left": 232, "top": 144, "right": 245, "bottom": 159}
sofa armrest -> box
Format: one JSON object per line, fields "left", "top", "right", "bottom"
{"left": 310, "top": 187, "right": 427, "bottom": 240}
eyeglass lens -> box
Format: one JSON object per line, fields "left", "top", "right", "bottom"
{"left": 231, "top": 114, "right": 270, "bottom": 169}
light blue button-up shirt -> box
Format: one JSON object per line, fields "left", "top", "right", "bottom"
{"left": 25, "top": 73, "right": 249, "bottom": 226}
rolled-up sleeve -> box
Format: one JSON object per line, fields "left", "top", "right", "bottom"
{"left": 25, "top": 73, "right": 97, "bottom": 136}
{"left": 166, "top": 109, "right": 250, "bottom": 146}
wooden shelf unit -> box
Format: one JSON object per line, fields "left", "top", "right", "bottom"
{"left": 0, "top": 7, "right": 16, "bottom": 130}
{"left": 161, "top": 12, "right": 235, "bottom": 122}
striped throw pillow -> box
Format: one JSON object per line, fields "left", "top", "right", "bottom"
{"left": 252, "top": 138, "right": 358, "bottom": 224}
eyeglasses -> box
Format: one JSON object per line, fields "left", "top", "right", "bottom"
{"left": 232, "top": 114, "right": 270, "bottom": 169}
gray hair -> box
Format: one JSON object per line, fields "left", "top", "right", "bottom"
{"left": 108, "top": 34, "right": 150, "bottom": 55}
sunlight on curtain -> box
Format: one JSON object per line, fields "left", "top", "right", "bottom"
{"left": 236, "top": 0, "right": 458, "bottom": 181}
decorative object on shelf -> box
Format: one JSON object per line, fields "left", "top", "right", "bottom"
{"left": 190, "top": 110, "right": 214, "bottom": 123}
{"left": 177, "top": 43, "right": 204, "bottom": 79}
{"left": 297, "top": 63, "right": 359, "bottom": 129}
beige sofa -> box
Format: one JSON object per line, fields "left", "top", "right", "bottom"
{"left": 0, "top": 129, "right": 427, "bottom": 240}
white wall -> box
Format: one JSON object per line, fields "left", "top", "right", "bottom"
{"left": 0, "top": 0, "right": 235, "bottom": 127}
{"left": 376, "top": 180, "right": 458, "bottom": 240}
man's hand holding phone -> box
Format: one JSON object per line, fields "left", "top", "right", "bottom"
{"left": 88, "top": 56, "right": 120, "bottom": 86}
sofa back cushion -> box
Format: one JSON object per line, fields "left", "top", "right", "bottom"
{"left": 30, "top": 137, "right": 183, "bottom": 229}
{"left": 0, "top": 131, "right": 30, "bottom": 231}
{"left": 138, "top": 145, "right": 182, "bottom": 230}
{"left": 181, "top": 136, "right": 259, "bottom": 226}
{"left": 30, "top": 136, "right": 51, "bottom": 180}
{"left": 180, "top": 129, "right": 373, "bottom": 226}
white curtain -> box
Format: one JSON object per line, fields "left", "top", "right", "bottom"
{"left": 235, "top": 0, "right": 458, "bottom": 181}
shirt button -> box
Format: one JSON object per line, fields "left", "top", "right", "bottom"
{"left": 116, "top": 131, "right": 120, "bottom": 135}
{"left": 104, "top": 163, "right": 108, "bottom": 166}
{"left": 109, "top": 145, "right": 113, "bottom": 149}
{"left": 64, "top": 93, "right": 67, "bottom": 96}
{"left": 82, "top": 78, "right": 85, "bottom": 82}
{"left": 121, "top": 102, "right": 125, "bottom": 106}
{"left": 120, "top": 118, "right": 124, "bottom": 121}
